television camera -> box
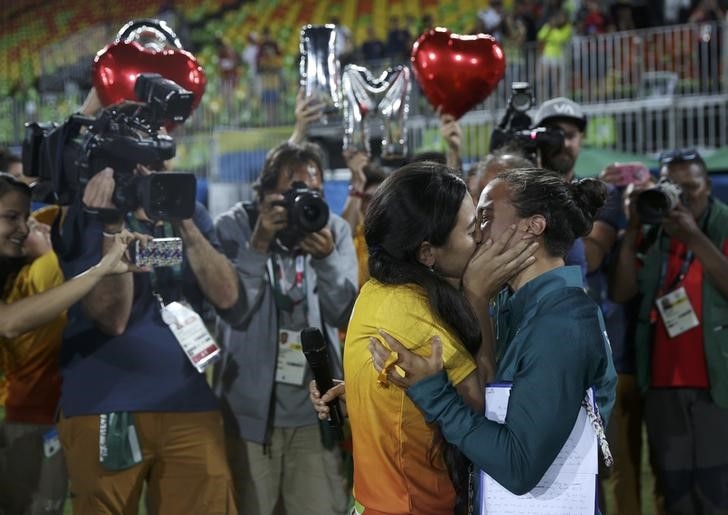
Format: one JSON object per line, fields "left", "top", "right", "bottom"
{"left": 489, "top": 82, "right": 565, "bottom": 164}
{"left": 22, "top": 73, "right": 197, "bottom": 220}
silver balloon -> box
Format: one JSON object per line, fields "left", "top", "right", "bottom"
{"left": 299, "top": 25, "right": 342, "bottom": 122}
{"left": 342, "top": 65, "right": 411, "bottom": 159}
{"left": 115, "top": 19, "right": 183, "bottom": 51}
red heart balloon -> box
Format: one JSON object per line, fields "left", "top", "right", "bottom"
{"left": 411, "top": 28, "right": 505, "bottom": 120}
{"left": 92, "top": 41, "right": 206, "bottom": 116}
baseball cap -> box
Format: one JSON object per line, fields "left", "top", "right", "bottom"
{"left": 533, "top": 97, "right": 587, "bottom": 132}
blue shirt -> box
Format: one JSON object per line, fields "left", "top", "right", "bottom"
{"left": 586, "top": 184, "right": 633, "bottom": 373}
{"left": 407, "top": 266, "right": 617, "bottom": 495}
{"left": 59, "top": 203, "right": 219, "bottom": 416}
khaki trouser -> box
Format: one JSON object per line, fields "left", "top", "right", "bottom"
{"left": 226, "top": 424, "right": 348, "bottom": 515}
{"left": 58, "top": 410, "right": 236, "bottom": 515}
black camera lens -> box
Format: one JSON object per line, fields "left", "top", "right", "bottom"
{"left": 636, "top": 190, "right": 671, "bottom": 225}
{"left": 291, "top": 193, "right": 329, "bottom": 233}
{"left": 511, "top": 92, "right": 532, "bottom": 112}
{"left": 509, "top": 82, "right": 534, "bottom": 112}
{"left": 134, "top": 73, "right": 194, "bottom": 123}
{"left": 274, "top": 182, "right": 330, "bottom": 251}
{"left": 635, "top": 179, "right": 682, "bottom": 225}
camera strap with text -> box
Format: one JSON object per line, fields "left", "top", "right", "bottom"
{"left": 270, "top": 251, "right": 307, "bottom": 315}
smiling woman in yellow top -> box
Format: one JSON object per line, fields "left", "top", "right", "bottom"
{"left": 343, "top": 162, "right": 484, "bottom": 515}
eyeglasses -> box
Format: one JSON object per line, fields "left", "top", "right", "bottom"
{"left": 658, "top": 148, "right": 701, "bottom": 165}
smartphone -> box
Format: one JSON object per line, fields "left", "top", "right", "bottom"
{"left": 613, "top": 163, "right": 650, "bottom": 187}
{"left": 135, "top": 237, "right": 183, "bottom": 268}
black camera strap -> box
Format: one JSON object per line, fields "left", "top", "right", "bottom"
{"left": 656, "top": 201, "right": 712, "bottom": 295}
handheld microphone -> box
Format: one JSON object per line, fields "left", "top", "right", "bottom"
{"left": 300, "top": 327, "right": 345, "bottom": 433}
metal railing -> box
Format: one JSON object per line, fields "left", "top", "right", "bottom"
{"left": 4, "top": 22, "right": 728, "bottom": 163}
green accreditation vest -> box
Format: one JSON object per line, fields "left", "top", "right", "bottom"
{"left": 634, "top": 198, "right": 728, "bottom": 408}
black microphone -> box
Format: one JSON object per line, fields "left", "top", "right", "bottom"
{"left": 300, "top": 327, "right": 345, "bottom": 434}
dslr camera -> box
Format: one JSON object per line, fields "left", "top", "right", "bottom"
{"left": 489, "top": 82, "right": 565, "bottom": 163}
{"left": 274, "top": 181, "right": 330, "bottom": 251}
{"left": 635, "top": 178, "right": 683, "bottom": 225}
{"left": 22, "top": 73, "right": 197, "bottom": 220}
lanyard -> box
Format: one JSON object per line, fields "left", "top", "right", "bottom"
{"left": 658, "top": 249, "right": 694, "bottom": 295}
{"left": 271, "top": 252, "right": 307, "bottom": 314}
{"left": 656, "top": 202, "right": 711, "bottom": 295}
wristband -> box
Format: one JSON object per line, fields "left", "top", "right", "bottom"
{"left": 348, "top": 185, "right": 365, "bottom": 198}
{"left": 102, "top": 230, "right": 123, "bottom": 238}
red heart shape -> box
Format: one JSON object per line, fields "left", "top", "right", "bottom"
{"left": 411, "top": 28, "right": 505, "bottom": 120}
{"left": 92, "top": 41, "right": 206, "bottom": 116}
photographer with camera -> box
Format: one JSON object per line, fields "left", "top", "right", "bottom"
{"left": 610, "top": 149, "right": 728, "bottom": 515}
{"left": 50, "top": 86, "right": 240, "bottom": 514}
{"left": 213, "top": 141, "right": 358, "bottom": 515}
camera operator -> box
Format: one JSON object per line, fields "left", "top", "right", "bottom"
{"left": 531, "top": 96, "right": 623, "bottom": 278}
{"left": 213, "top": 141, "right": 357, "bottom": 515}
{"left": 54, "top": 88, "right": 240, "bottom": 514}
{"left": 610, "top": 149, "right": 728, "bottom": 514}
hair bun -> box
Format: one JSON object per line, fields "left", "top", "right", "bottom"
{"left": 569, "top": 178, "right": 608, "bottom": 236}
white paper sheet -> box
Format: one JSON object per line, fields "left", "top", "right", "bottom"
{"left": 479, "top": 385, "right": 598, "bottom": 515}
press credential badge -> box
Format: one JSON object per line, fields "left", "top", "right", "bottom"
{"left": 160, "top": 299, "right": 221, "bottom": 372}
{"left": 655, "top": 286, "right": 700, "bottom": 337}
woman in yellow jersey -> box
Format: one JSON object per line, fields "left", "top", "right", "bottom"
{"left": 339, "top": 162, "right": 536, "bottom": 515}
{"left": 0, "top": 174, "right": 144, "bottom": 339}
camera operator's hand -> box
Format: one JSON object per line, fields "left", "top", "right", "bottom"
{"left": 79, "top": 87, "right": 103, "bottom": 117}
{"left": 289, "top": 87, "right": 326, "bottom": 144}
{"left": 299, "top": 227, "right": 335, "bottom": 259}
{"left": 623, "top": 183, "right": 645, "bottom": 230}
{"left": 251, "top": 192, "right": 288, "bottom": 253}
{"left": 82, "top": 168, "right": 116, "bottom": 211}
{"left": 662, "top": 204, "right": 701, "bottom": 244}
